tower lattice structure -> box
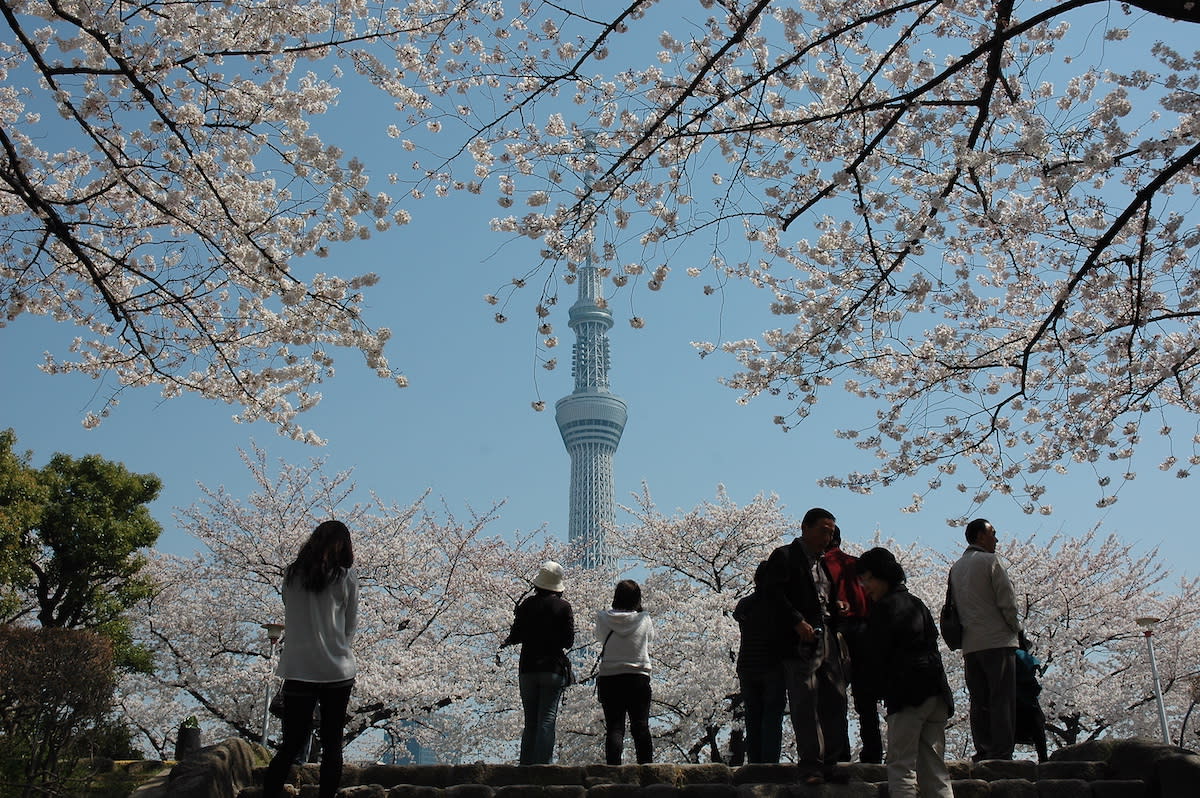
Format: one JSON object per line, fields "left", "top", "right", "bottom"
{"left": 555, "top": 253, "right": 627, "bottom": 570}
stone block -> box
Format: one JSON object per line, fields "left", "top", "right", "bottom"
{"left": 733, "top": 784, "right": 782, "bottom": 798}
{"left": 976, "top": 761, "right": 1038, "bottom": 781}
{"left": 638, "top": 765, "right": 682, "bottom": 786}
{"left": 731, "top": 766, "right": 797, "bottom": 785}
{"left": 362, "top": 765, "right": 454, "bottom": 787}
{"left": 1106, "top": 739, "right": 1192, "bottom": 782}
{"left": 492, "top": 786, "right": 588, "bottom": 798}
{"left": 480, "top": 767, "right": 529, "bottom": 787}
{"left": 678, "top": 765, "right": 733, "bottom": 785}
{"left": 843, "top": 763, "right": 886, "bottom": 784}
{"left": 680, "top": 785, "right": 736, "bottom": 798}
{"left": 1089, "top": 780, "right": 1146, "bottom": 798}
{"left": 444, "top": 785, "right": 495, "bottom": 798}
{"left": 947, "top": 778, "right": 991, "bottom": 797}
{"left": 988, "top": 778, "right": 1037, "bottom": 797}
{"left": 386, "top": 786, "right": 442, "bottom": 798}
{"left": 340, "top": 787, "right": 387, "bottom": 798}
{"left": 583, "top": 766, "right": 640, "bottom": 786}
{"left": 1050, "top": 741, "right": 1117, "bottom": 764}
{"left": 1034, "top": 779, "right": 1090, "bottom": 798}
{"left": 587, "top": 784, "right": 647, "bottom": 798}
{"left": 509, "top": 767, "right": 588, "bottom": 787}
{"left": 1150, "top": 752, "right": 1200, "bottom": 798}
{"left": 641, "top": 784, "right": 681, "bottom": 798}
{"left": 947, "top": 760, "right": 975, "bottom": 780}
{"left": 451, "top": 765, "right": 507, "bottom": 786}
{"left": 1037, "top": 762, "right": 1108, "bottom": 782}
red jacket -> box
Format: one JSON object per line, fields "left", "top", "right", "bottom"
{"left": 824, "top": 546, "right": 871, "bottom": 621}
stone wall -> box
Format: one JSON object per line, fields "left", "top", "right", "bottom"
{"left": 159, "top": 738, "right": 1199, "bottom": 798}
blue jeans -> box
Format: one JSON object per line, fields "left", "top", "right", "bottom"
{"left": 518, "top": 671, "right": 567, "bottom": 764}
{"left": 739, "top": 665, "right": 786, "bottom": 763}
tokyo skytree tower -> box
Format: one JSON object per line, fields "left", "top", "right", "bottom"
{"left": 554, "top": 251, "right": 627, "bottom": 570}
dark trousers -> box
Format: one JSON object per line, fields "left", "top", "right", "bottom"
{"left": 597, "top": 673, "right": 653, "bottom": 764}
{"left": 841, "top": 620, "right": 883, "bottom": 763}
{"left": 964, "top": 648, "right": 1016, "bottom": 760}
{"left": 262, "top": 679, "right": 353, "bottom": 798}
{"left": 739, "top": 665, "right": 786, "bottom": 763}
{"left": 782, "top": 627, "right": 847, "bottom": 772}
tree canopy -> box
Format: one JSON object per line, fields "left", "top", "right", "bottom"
{"left": 3, "top": 1, "right": 1199, "bottom": 511}
{"left": 0, "top": 429, "right": 162, "bottom": 671}
{"left": 123, "top": 455, "right": 1200, "bottom": 759}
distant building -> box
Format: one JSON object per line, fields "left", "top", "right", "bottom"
{"left": 555, "top": 253, "right": 627, "bottom": 570}
{"left": 377, "top": 728, "right": 444, "bottom": 765}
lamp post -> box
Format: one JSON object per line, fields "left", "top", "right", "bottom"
{"left": 260, "top": 622, "right": 285, "bottom": 745}
{"left": 1135, "top": 616, "right": 1171, "bottom": 744}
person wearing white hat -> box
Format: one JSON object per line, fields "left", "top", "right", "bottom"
{"left": 501, "top": 560, "right": 575, "bottom": 764}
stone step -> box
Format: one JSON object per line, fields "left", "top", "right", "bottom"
{"left": 237, "top": 760, "right": 1147, "bottom": 798}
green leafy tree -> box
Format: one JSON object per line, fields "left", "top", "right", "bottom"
{"left": 0, "top": 431, "right": 46, "bottom": 618}
{"left": 0, "top": 430, "right": 162, "bottom": 672}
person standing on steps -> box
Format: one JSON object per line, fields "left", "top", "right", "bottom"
{"left": 595, "top": 579, "right": 654, "bottom": 764}
{"left": 501, "top": 560, "right": 575, "bottom": 764}
{"left": 949, "top": 518, "right": 1021, "bottom": 761}
{"left": 824, "top": 526, "right": 883, "bottom": 764}
{"left": 762, "top": 507, "right": 849, "bottom": 785}
{"left": 858, "top": 546, "right": 955, "bottom": 798}
{"left": 262, "top": 520, "right": 359, "bottom": 798}
{"left": 734, "top": 561, "right": 787, "bottom": 763}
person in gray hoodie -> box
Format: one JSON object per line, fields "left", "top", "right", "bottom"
{"left": 594, "top": 579, "right": 654, "bottom": 764}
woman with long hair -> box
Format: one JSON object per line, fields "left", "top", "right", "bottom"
{"left": 594, "top": 579, "right": 654, "bottom": 764}
{"left": 501, "top": 560, "right": 575, "bottom": 764}
{"left": 262, "top": 520, "right": 359, "bottom": 798}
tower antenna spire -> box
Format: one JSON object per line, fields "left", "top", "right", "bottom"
{"left": 554, "top": 135, "right": 627, "bottom": 570}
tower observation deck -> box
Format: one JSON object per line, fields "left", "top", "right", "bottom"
{"left": 555, "top": 254, "right": 627, "bottom": 570}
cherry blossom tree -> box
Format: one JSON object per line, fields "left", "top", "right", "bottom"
{"left": 384, "top": 0, "right": 1200, "bottom": 515}
{"left": 603, "top": 485, "right": 796, "bottom": 763}
{"left": 8, "top": 1, "right": 1200, "bottom": 514}
{"left": 0, "top": 0, "right": 423, "bottom": 441}
{"left": 121, "top": 464, "right": 1198, "bottom": 761}
{"left": 118, "top": 444, "right": 554, "bottom": 760}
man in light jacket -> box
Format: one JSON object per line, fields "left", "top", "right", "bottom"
{"left": 949, "top": 518, "right": 1021, "bottom": 761}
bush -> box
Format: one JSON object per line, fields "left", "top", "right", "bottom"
{"left": 0, "top": 626, "right": 116, "bottom": 797}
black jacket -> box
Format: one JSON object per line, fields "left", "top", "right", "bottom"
{"left": 863, "top": 585, "right": 954, "bottom": 716}
{"left": 763, "top": 538, "right": 837, "bottom": 659}
{"left": 503, "top": 589, "right": 575, "bottom": 677}
{"left": 734, "top": 590, "right": 785, "bottom": 674}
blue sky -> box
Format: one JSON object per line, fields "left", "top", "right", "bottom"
{"left": 2, "top": 5, "right": 1197, "bottom": 589}
{"left": 4, "top": 179, "right": 1197, "bottom": 583}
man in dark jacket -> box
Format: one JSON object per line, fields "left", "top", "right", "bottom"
{"left": 763, "top": 507, "right": 847, "bottom": 783}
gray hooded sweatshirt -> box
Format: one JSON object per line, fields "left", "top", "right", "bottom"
{"left": 594, "top": 608, "right": 654, "bottom": 677}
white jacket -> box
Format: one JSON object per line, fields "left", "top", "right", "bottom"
{"left": 949, "top": 546, "right": 1020, "bottom": 654}
{"left": 595, "top": 608, "right": 653, "bottom": 677}
{"left": 276, "top": 568, "right": 359, "bottom": 682}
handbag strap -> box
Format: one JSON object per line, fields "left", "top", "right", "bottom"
{"left": 579, "top": 630, "right": 614, "bottom": 684}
